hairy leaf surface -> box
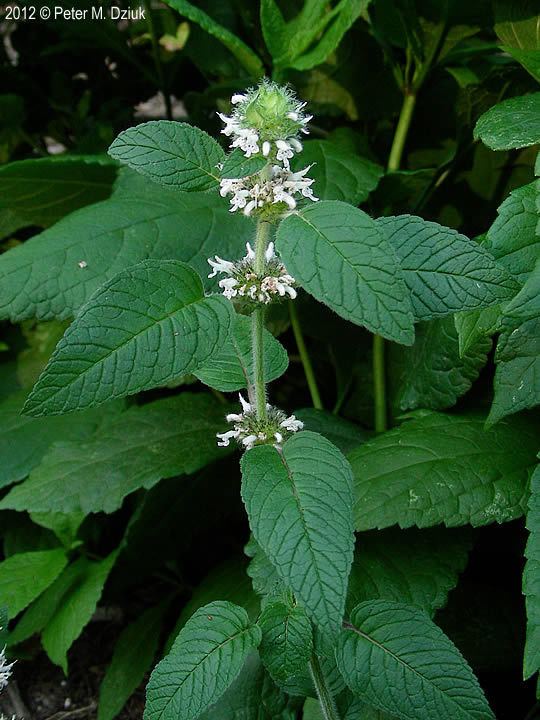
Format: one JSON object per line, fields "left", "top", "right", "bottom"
{"left": 378, "top": 215, "right": 519, "bottom": 320}
{"left": 24, "top": 261, "right": 233, "bottom": 415}
{"left": 350, "top": 413, "right": 538, "bottom": 530}
{"left": 336, "top": 600, "right": 494, "bottom": 720}
{"left": 277, "top": 202, "right": 414, "bottom": 344}
{"left": 1, "top": 394, "right": 229, "bottom": 514}
{"left": 241, "top": 431, "right": 355, "bottom": 639}
{"left": 195, "top": 314, "right": 288, "bottom": 392}
{"left": 0, "top": 195, "right": 250, "bottom": 322}
{"left": 109, "top": 121, "right": 224, "bottom": 190}
{"left": 258, "top": 601, "right": 313, "bottom": 684}
{"left": 474, "top": 93, "right": 540, "bottom": 150}
{"left": 145, "top": 601, "right": 261, "bottom": 720}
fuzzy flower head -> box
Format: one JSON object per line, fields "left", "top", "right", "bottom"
{"left": 208, "top": 242, "right": 296, "bottom": 308}
{"left": 219, "top": 164, "right": 317, "bottom": 220}
{"left": 217, "top": 394, "right": 303, "bottom": 451}
{"left": 0, "top": 646, "right": 15, "bottom": 692}
{"left": 218, "top": 80, "right": 312, "bottom": 166}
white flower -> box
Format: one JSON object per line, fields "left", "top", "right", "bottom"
{"left": 216, "top": 395, "right": 303, "bottom": 451}
{"left": 280, "top": 415, "right": 304, "bottom": 433}
{"left": 207, "top": 243, "right": 297, "bottom": 305}
{"left": 219, "top": 164, "right": 318, "bottom": 217}
{"left": 217, "top": 81, "right": 312, "bottom": 162}
{"left": 0, "top": 646, "right": 15, "bottom": 691}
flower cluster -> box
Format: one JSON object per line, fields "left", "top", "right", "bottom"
{"left": 217, "top": 394, "right": 303, "bottom": 451}
{"left": 0, "top": 646, "right": 15, "bottom": 692}
{"left": 220, "top": 164, "right": 317, "bottom": 217}
{"left": 218, "top": 80, "right": 312, "bottom": 166}
{"left": 208, "top": 242, "right": 296, "bottom": 306}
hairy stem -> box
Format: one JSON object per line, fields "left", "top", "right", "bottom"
{"left": 143, "top": 0, "right": 172, "bottom": 120}
{"left": 252, "top": 221, "right": 271, "bottom": 420}
{"left": 373, "top": 90, "right": 417, "bottom": 433}
{"left": 289, "top": 301, "right": 323, "bottom": 410}
{"left": 309, "top": 655, "right": 341, "bottom": 720}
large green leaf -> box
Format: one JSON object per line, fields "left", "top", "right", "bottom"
{"left": 241, "top": 431, "right": 355, "bottom": 639}
{"left": 0, "top": 155, "right": 116, "bottom": 230}
{"left": 336, "top": 600, "right": 494, "bottom": 720}
{"left": 378, "top": 215, "right": 519, "bottom": 320}
{"left": 42, "top": 550, "right": 119, "bottom": 672}
{"left": 294, "top": 409, "right": 370, "bottom": 454}
{"left": 495, "top": 0, "right": 540, "bottom": 51}
{"left": 0, "top": 194, "right": 250, "bottom": 322}
{"left": 109, "top": 121, "right": 224, "bottom": 191}
{"left": 145, "top": 601, "right": 261, "bottom": 720}
{"left": 164, "top": 0, "right": 264, "bottom": 77}
{"left": 198, "top": 652, "right": 299, "bottom": 720}
{"left": 292, "top": 140, "right": 383, "bottom": 205}
{"left": 165, "top": 557, "right": 260, "bottom": 655}
{"left": 195, "top": 314, "right": 288, "bottom": 392}
{"left": 474, "top": 93, "right": 540, "bottom": 150}
{"left": 258, "top": 601, "right": 313, "bottom": 685}
{"left": 454, "top": 306, "right": 501, "bottom": 357}
{"left": 390, "top": 317, "right": 491, "bottom": 411}
{"left": 488, "top": 261, "right": 540, "bottom": 424}
{"left": 484, "top": 182, "right": 539, "bottom": 282}
{"left": 350, "top": 412, "right": 538, "bottom": 530}
{"left": 23, "top": 261, "right": 233, "bottom": 416}
{"left": 1, "top": 394, "right": 229, "bottom": 515}
{"left": 524, "top": 462, "right": 540, "bottom": 681}
{"left": 0, "top": 390, "right": 108, "bottom": 489}
{"left": 347, "top": 527, "right": 471, "bottom": 617}
{"left": 98, "top": 602, "right": 168, "bottom": 720}
{"left": 0, "top": 548, "right": 67, "bottom": 618}
{"left": 9, "top": 558, "right": 92, "bottom": 646}
{"left": 276, "top": 202, "right": 414, "bottom": 344}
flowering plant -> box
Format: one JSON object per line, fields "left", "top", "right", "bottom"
{"left": 0, "top": 6, "right": 538, "bottom": 719}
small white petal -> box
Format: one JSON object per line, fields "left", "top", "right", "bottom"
{"left": 265, "top": 242, "right": 275, "bottom": 261}
{"left": 239, "top": 394, "right": 251, "bottom": 413}
{"left": 262, "top": 141, "right": 271, "bottom": 156}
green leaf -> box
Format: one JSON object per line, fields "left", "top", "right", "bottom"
{"left": 9, "top": 558, "right": 91, "bottom": 646}
{"left": 276, "top": 202, "right": 414, "bottom": 344}
{"left": 145, "top": 601, "right": 261, "bottom": 720}
{"left": 165, "top": 557, "right": 260, "bottom": 655}
{"left": 220, "top": 150, "right": 267, "bottom": 179}
{"left": 289, "top": 0, "right": 370, "bottom": 71}
{"left": 195, "top": 314, "right": 288, "bottom": 392}
{"left": 258, "top": 601, "right": 313, "bottom": 684}
{"left": 241, "top": 431, "right": 355, "bottom": 639}
{"left": 336, "top": 600, "right": 494, "bottom": 720}
{"left": 474, "top": 93, "right": 540, "bottom": 150}
{"left": 347, "top": 527, "right": 471, "bottom": 617}
{"left": 484, "top": 182, "right": 540, "bottom": 282}
{"left": 42, "top": 550, "right": 119, "bottom": 673}
{"left": 390, "top": 317, "right": 491, "bottom": 411}
{"left": 1, "top": 394, "right": 230, "bottom": 514}
{"left": 0, "top": 155, "right": 116, "bottom": 230}
{"left": 304, "top": 692, "right": 390, "bottom": 719}
{"left": 503, "top": 46, "right": 540, "bottom": 83}
{"left": 0, "top": 194, "right": 251, "bottom": 322}
{"left": 454, "top": 306, "right": 501, "bottom": 357}
{"left": 350, "top": 412, "right": 538, "bottom": 530}
{"left": 0, "top": 548, "right": 67, "bottom": 618}
{"left": 488, "top": 261, "right": 540, "bottom": 424}
{"left": 98, "top": 602, "right": 168, "bottom": 720}
{"left": 524, "top": 462, "right": 540, "bottom": 680}
{"left": 109, "top": 121, "right": 224, "bottom": 191}
{"left": 378, "top": 215, "right": 519, "bottom": 321}
{"left": 163, "top": 0, "right": 264, "bottom": 77}
{"left": 198, "top": 652, "right": 299, "bottom": 720}
{"left": 292, "top": 140, "right": 383, "bottom": 205}
{"left": 245, "top": 537, "right": 284, "bottom": 599}
{"left": 495, "top": 0, "right": 540, "bottom": 52}
{"left": 294, "top": 409, "right": 370, "bottom": 454}
{"left": 30, "top": 512, "right": 85, "bottom": 548}
{"left": 23, "top": 261, "right": 233, "bottom": 416}
{"left": 0, "top": 390, "right": 106, "bottom": 489}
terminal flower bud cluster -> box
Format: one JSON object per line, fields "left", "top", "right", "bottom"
{"left": 216, "top": 394, "right": 303, "bottom": 451}
{"left": 218, "top": 80, "right": 312, "bottom": 166}
{"left": 208, "top": 242, "right": 296, "bottom": 307}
